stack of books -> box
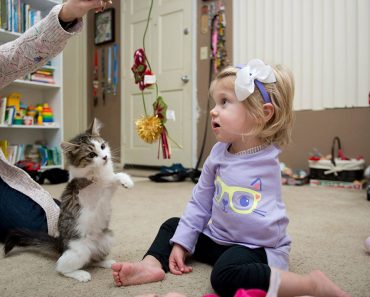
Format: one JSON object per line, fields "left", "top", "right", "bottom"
{"left": 30, "top": 66, "right": 55, "bottom": 84}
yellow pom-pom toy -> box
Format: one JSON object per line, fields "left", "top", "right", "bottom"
{"left": 135, "top": 115, "right": 163, "bottom": 144}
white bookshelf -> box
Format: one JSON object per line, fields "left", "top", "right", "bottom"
{"left": 0, "top": 0, "right": 63, "bottom": 170}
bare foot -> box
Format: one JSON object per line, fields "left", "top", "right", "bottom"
{"left": 309, "top": 270, "right": 351, "bottom": 297}
{"left": 111, "top": 261, "right": 165, "bottom": 287}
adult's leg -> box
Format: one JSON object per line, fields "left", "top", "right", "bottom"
{"left": 210, "top": 245, "right": 270, "bottom": 297}
{"left": 0, "top": 177, "right": 48, "bottom": 242}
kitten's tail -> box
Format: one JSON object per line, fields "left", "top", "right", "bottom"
{"left": 4, "top": 229, "right": 61, "bottom": 255}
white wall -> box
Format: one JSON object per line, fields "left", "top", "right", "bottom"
{"left": 233, "top": 0, "right": 370, "bottom": 110}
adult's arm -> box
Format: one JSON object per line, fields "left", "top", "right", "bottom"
{"left": 0, "top": 4, "right": 82, "bottom": 89}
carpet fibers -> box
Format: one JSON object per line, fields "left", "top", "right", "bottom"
{"left": 0, "top": 178, "right": 369, "bottom": 297}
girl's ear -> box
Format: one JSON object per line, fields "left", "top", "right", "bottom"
{"left": 263, "top": 103, "right": 274, "bottom": 122}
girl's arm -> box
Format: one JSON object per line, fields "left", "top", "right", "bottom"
{"left": 170, "top": 155, "right": 216, "bottom": 254}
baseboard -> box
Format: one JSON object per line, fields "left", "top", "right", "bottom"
{"left": 123, "top": 164, "right": 161, "bottom": 171}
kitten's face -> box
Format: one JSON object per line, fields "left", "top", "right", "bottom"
{"left": 64, "top": 136, "right": 111, "bottom": 168}
{"left": 61, "top": 119, "right": 112, "bottom": 169}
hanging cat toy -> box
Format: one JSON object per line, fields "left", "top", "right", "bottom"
{"left": 132, "top": 0, "right": 180, "bottom": 159}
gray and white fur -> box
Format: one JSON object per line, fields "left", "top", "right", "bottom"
{"left": 4, "top": 118, "right": 134, "bottom": 282}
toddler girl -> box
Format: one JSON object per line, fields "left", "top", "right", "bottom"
{"left": 112, "top": 59, "right": 349, "bottom": 297}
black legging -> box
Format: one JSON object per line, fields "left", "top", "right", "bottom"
{"left": 144, "top": 217, "right": 271, "bottom": 297}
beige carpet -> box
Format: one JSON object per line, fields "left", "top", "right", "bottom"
{"left": 1, "top": 178, "right": 369, "bottom": 297}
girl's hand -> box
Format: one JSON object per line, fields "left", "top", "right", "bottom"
{"left": 59, "top": 0, "right": 112, "bottom": 22}
{"left": 169, "top": 244, "right": 193, "bottom": 275}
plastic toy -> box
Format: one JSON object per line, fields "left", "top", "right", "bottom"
{"left": 203, "top": 289, "right": 266, "bottom": 297}
{"left": 23, "top": 116, "right": 34, "bottom": 125}
{"left": 26, "top": 106, "right": 37, "bottom": 122}
{"left": 36, "top": 105, "right": 43, "bottom": 125}
{"left": 15, "top": 160, "right": 41, "bottom": 172}
{"left": 6, "top": 92, "right": 21, "bottom": 110}
{"left": 13, "top": 110, "right": 23, "bottom": 125}
{"left": 41, "top": 103, "right": 54, "bottom": 124}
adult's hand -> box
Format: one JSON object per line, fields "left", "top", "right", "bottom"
{"left": 59, "top": 0, "right": 112, "bottom": 22}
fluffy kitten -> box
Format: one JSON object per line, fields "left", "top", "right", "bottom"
{"left": 4, "top": 118, "right": 134, "bottom": 282}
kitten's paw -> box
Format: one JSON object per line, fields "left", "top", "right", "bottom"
{"left": 116, "top": 172, "right": 134, "bottom": 188}
{"left": 94, "top": 259, "right": 116, "bottom": 269}
{"left": 63, "top": 270, "right": 91, "bottom": 282}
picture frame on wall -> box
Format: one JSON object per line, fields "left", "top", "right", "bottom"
{"left": 94, "top": 8, "right": 115, "bottom": 45}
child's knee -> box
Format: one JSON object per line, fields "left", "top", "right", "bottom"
{"left": 211, "top": 263, "right": 269, "bottom": 297}
{"left": 161, "top": 217, "right": 180, "bottom": 231}
{"left": 210, "top": 265, "right": 238, "bottom": 297}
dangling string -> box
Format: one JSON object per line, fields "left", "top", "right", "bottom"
{"left": 113, "top": 44, "right": 118, "bottom": 95}
{"left": 192, "top": 1, "right": 227, "bottom": 183}
{"left": 93, "top": 48, "right": 99, "bottom": 107}
{"left": 101, "top": 47, "right": 106, "bottom": 104}
{"left": 133, "top": 0, "right": 181, "bottom": 159}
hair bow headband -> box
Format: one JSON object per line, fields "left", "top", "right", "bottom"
{"left": 235, "top": 59, "right": 276, "bottom": 103}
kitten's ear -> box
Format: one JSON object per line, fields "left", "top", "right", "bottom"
{"left": 61, "top": 141, "right": 79, "bottom": 153}
{"left": 86, "top": 118, "right": 103, "bottom": 136}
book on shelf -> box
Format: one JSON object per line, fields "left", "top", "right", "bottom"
{"left": 0, "top": 96, "right": 7, "bottom": 124}
{"left": 0, "top": 0, "right": 42, "bottom": 33}
{"left": 0, "top": 139, "right": 8, "bottom": 159}
{"left": 4, "top": 105, "right": 15, "bottom": 125}
{"left": 6, "top": 144, "right": 19, "bottom": 164}
{"left": 0, "top": 140, "right": 61, "bottom": 167}
{"left": 30, "top": 74, "right": 55, "bottom": 84}
{"left": 29, "top": 65, "right": 55, "bottom": 84}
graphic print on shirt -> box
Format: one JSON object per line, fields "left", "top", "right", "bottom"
{"left": 214, "top": 176, "right": 266, "bottom": 216}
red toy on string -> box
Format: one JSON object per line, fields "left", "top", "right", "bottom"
{"left": 131, "top": 49, "right": 147, "bottom": 85}
{"left": 131, "top": 0, "right": 181, "bottom": 159}
{"left": 131, "top": 49, "right": 155, "bottom": 91}
{"left": 132, "top": 49, "right": 174, "bottom": 158}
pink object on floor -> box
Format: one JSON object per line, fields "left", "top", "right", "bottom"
{"left": 202, "top": 288, "right": 266, "bottom": 297}
{"left": 234, "top": 289, "right": 266, "bottom": 297}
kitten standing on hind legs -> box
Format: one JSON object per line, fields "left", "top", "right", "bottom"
{"left": 4, "top": 118, "right": 134, "bottom": 282}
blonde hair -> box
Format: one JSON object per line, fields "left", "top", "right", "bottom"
{"left": 209, "top": 64, "right": 295, "bottom": 146}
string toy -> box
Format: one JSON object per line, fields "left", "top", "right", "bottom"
{"left": 132, "top": 0, "right": 180, "bottom": 159}
{"left": 211, "top": 2, "right": 227, "bottom": 74}
{"left": 191, "top": 0, "right": 228, "bottom": 183}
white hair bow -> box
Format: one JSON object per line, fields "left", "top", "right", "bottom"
{"left": 235, "top": 59, "right": 276, "bottom": 102}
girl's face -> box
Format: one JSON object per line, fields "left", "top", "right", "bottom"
{"left": 210, "top": 76, "right": 259, "bottom": 151}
